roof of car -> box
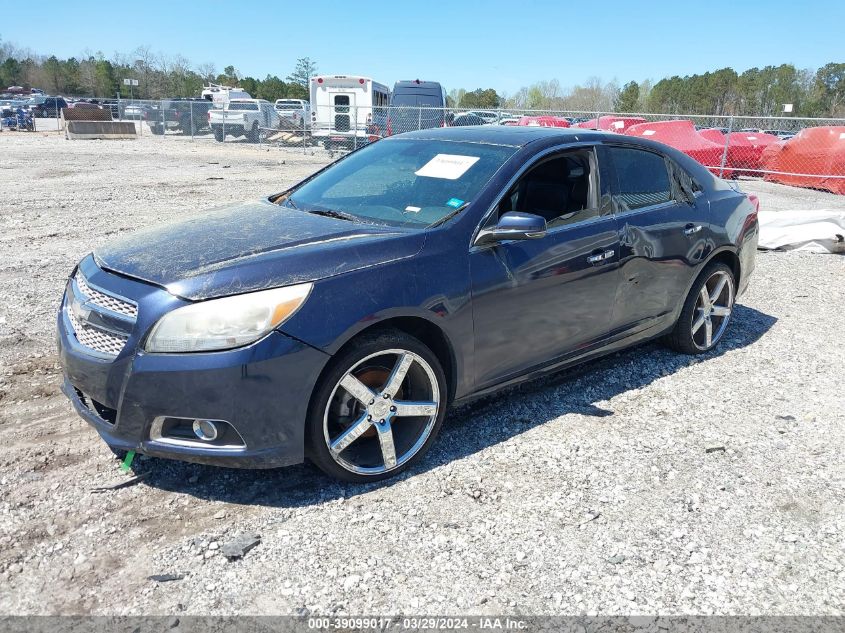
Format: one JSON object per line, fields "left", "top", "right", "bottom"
{"left": 394, "top": 125, "right": 609, "bottom": 147}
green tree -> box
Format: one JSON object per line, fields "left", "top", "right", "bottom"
{"left": 257, "top": 75, "right": 288, "bottom": 101}
{"left": 814, "top": 62, "right": 845, "bottom": 116}
{"left": 616, "top": 81, "right": 640, "bottom": 112}
{"left": 460, "top": 88, "right": 500, "bottom": 109}
{"left": 286, "top": 57, "right": 317, "bottom": 90}
{"left": 0, "top": 56, "right": 23, "bottom": 87}
{"left": 93, "top": 58, "right": 117, "bottom": 97}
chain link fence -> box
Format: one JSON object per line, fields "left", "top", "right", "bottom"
{"left": 25, "top": 97, "right": 845, "bottom": 195}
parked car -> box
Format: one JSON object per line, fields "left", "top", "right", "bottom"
{"left": 467, "top": 110, "right": 499, "bottom": 124}
{"left": 274, "top": 98, "right": 310, "bottom": 130}
{"left": 208, "top": 99, "right": 280, "bottom": 141}
{"left": 29, "top": 96, "right": 68, "bottom": 117}
{"left": 98, "top": 99, "right": 121, "bottom": 119}
{"left": 58, "top": 126, "right": 758, "bottom": 482}
{"left": 145, "top": 99, "right": 215, "bottom": 135}
{"left": 121, "top": 104, "right": 149, "bottom": 120}
{"left": 762, "top": 129, "right": 796, "bottom": 140}
{"left": 68, "top": 101, "right": 100, "bottom": 110}
{"left": 450, "top": 112, "right": 488, "bottom": 126}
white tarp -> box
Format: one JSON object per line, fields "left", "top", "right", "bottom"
{"left": 758, "top": 209, "right": 845, "bottom": 254}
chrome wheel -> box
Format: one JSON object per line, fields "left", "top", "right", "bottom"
{"left": 691, "top": 270, "right": 734, "bottom": 350}
{"left": 323, "top": 349, "right": 440, "bottom": 475}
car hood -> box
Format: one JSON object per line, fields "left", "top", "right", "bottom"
{"left": 94, "top": 198, "right": 425, "bottom": 300}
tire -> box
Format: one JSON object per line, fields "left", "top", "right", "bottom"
{"left": 150, "top": 123, "right": 164, "bottom": 135}
{"left": 247, "top": 122, "right": 260, "bottom": 143}
{"left": 305, "top": 330, "right": 448, "bottom": 483}
{"left": 665, "top": 262, "right": 736, "bottom": 355}
{"left": 213, "top": 127, "right": 224, "bottom": 142}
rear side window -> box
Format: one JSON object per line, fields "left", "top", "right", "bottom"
{"left": 607, "top": 146, "right": 672, "bottom": 211}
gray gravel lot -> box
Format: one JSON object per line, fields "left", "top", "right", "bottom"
{"left": 0, "top": 133, "right": 843, "bottom": 616}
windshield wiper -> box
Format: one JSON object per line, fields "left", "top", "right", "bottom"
{"left": 428, "top": 202, "right": 470, "bottom": 228}
{"left": 307, "top": 208, "right": 357, "bottom": 222}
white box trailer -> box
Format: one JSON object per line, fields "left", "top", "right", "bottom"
{"left": 310, "top": 75, "right": 389, "bottom": 147}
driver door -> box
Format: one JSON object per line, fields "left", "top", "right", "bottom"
{"left": 469, "top": 146, "right": 621, "bottom": 388}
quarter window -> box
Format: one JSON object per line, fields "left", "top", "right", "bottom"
{"left": 607, "top": 146, "right": 672, "bottom": 211}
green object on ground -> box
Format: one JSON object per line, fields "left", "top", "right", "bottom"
{"left": 120, "top": 450, "right": 136, "bottom": 473}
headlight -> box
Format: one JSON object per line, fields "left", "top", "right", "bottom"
{"left": 145, "top": 283, "right": 312, "bottom": 353}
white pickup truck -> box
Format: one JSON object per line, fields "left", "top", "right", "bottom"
{"left": 208, "top": 99, "right": 280, "bottom": 142}
{"left": 274, "top": 99, "right": 310, "bottom": 130}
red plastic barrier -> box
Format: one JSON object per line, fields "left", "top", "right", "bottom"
{"left": 574, "top": 116, "right": 647, "bottom": 133}
{"left": 761, "top": 126, "right": 845, "bottom": 195}
{"left": 516, "top": 116, "right": 570, "bottom": 128}
{"left": 624, "top": 120, "right": 729, "bottom": 176}
{"left": 699, "top": 129, "right": 780, "bottom": 176}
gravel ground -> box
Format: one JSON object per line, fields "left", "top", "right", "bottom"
{"left": 0, "top": 132, "right": 843, "bottom": 616}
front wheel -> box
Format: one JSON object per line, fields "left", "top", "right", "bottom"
{"left": 213, "top": 127, "right": 224, "bottom": 142}
{"left": 665, "top": 262, "right": 735, "bottom": 354}
{"left": 306, "top": 330, "right": 447, "bottom": 482}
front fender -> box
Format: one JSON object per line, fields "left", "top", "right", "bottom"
{"left": 278, "top": 242, "right": 475, "bottom": 398}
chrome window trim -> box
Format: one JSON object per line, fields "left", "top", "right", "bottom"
{"left": 470, "top": 141, "right": 603, "bottom": 251}
{"left": 611, "top": 199, "right": 680, "bottom": 220}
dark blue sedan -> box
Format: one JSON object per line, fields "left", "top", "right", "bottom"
{"left": 58, "top": 126, "right": 758, "bottom": 482}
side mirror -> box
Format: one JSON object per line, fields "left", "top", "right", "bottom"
{"left": 475, "top": 212, "right": 547, "bottom": 246}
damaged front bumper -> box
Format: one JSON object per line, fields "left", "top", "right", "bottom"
{"left": 57, "top": 256, "right": 330, "bottom": 469}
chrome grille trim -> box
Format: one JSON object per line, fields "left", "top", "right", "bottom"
{"left": 67, "top": 308, "right": 129, "bottom": 357}
{"left": 75, "top": 273, "right": 138, "bottom": 319}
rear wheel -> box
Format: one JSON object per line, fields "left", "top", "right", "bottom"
{"left": 665, "top": 262, "right": 735, "bottom": 354}
{"left": 247, "top": 122, "right": 260, "bottom": 142}
{"left": 306, "top": 330, "right": 447, "bottom": 482}
{"left": 150, "top": 123, "right": 164, "bottom": 135}
{"left": 213, "top": 127, "right": 224, "bottom": 142}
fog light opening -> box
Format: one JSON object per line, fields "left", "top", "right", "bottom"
{"left": 192, "top": 419, "right": 218, "bottom": 441}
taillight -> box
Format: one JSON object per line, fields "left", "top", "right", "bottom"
{"left": 747, "top": 194, "right": 760, "bottom": 212}
{"left": 386, "top": 117, "right": 393, "bottom": 136}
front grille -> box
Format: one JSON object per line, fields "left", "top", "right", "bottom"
{"left": 75, "top": 273, "right": 138, "bottom": 318}
{"left": 67, "top": 306, "right": 129, "bottom": 357}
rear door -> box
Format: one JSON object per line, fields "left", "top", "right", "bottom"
{"left": 602, "top": 144, "right": 708, "bottom": 334}
{"left": 332, "top": 93, "right": 353, "bottom": 132}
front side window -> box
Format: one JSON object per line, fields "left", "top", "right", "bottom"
{"left": 287, "top": 138, "right": 517, "bottom": 227}
{"left": 606, "top": 146, "right": 672, "bottom": 211}
{"left": 497, "top": 148, "right": 599, "bottom": 229}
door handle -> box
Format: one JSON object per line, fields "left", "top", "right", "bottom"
{"left": 683, "top": 224, "right": 703, "bottom": 236}
{"left": 587, "top": 249, "right": 615, "bottom": 264}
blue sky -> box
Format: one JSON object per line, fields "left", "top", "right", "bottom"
{"left": 6, "top": 0, "right": 844, "bottom": 94}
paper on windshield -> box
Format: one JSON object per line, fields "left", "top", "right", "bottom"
{"left": 415, "top": 154, "right": 480, "bottom": 180}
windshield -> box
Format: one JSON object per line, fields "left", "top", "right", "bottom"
{"left": 287, "top": 139, "right": 516, "bottom": 227}
{"left": 228, "top": 102, "right": 258, "bottom": 111}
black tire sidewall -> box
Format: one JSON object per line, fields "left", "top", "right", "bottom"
{"left": 305, "top": 330, "right": 448, "bottom": 483}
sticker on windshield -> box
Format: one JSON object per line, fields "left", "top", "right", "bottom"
{"left": 405, "top": 205, "right": 421, "bottom": 213}
{"left": 415, "top": 154, "right": 480, "bottom": 180}
{"left": 446, "top": 198, "right": 465, "bottom": 208}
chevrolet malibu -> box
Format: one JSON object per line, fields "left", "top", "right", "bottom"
{"left": 58, "top": 127, "right": 758, "bottom": 482}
